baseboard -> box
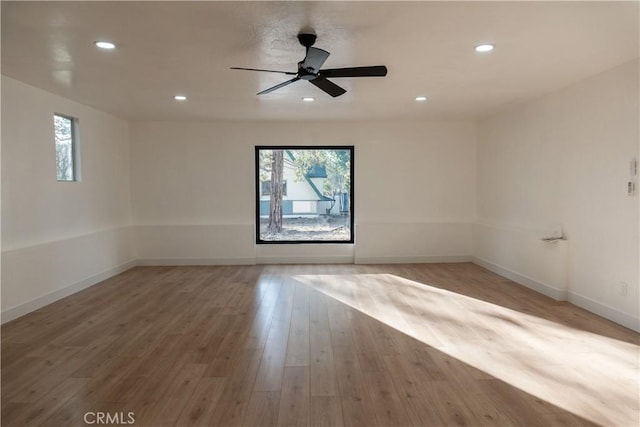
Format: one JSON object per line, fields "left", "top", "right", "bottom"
{"left": 1, "top": 259, "right": 138, "bottom": 324}
{"left": 355, "top": 255, "right": 472, "bottom": 265}
{"left": 137, "top": 257, "right": 257, "bottom": 266}
{"left": 568, "top": 291, "right": 640, "bottom": 332}
{"left": 257, "top": 256, "right": 354, "bottom": 265}
{"left": 471, "top": 256, "right": 568, "bottom": 301}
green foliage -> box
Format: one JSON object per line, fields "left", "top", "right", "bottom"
{"left": 259, "top": 148, "right": 350, "bottom": 198}
{"left": 323, "top": 149, "right": 351, "bottom": 196}
{"left": 288, "top": 149, "right": 350, "bottom": 197}
{"left": 258, "top": 150, "right": 273, "bottom": 182}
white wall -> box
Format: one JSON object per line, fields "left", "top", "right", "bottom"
{"left": 130, "top": 120, "right": 477, "bottom": 264}
{"left": 475, "top": 59, "right": 639, "bottom": 330}
{"left": 1, "top": 77, "right": 136, "bottom": 322}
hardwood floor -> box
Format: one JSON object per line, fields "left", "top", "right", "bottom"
{"left": 2, "top": 263, "right": 638, "bottom": 426}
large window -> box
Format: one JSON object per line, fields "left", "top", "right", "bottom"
{"left": 255, "top": 146, "right": 354, "bottom": 244}
{"left": 54, "top": 114, "right": 79, "bottom": 181}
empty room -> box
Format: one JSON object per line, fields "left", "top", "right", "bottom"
{"left": 1, "top": 1, "right": 638, "bottom": 426}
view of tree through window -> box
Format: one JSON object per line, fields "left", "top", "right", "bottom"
{"left": 256, "top": 147, "right": 354, "bottom": 243}
{"left": 54, "top": 114, "right": 77, "bottom": 181}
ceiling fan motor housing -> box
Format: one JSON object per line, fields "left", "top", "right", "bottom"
{"left": 297, "top": 33, "right": 317, "bottom": 48}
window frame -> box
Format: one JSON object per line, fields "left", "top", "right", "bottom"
{"left": 53, "top": 113, "right": 80, "bottom": 182}
{"left": 255, "top": 145, "right": 355, "bottom": 245}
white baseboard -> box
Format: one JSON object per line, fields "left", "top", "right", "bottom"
{"left": 137, "top": 257, "right": 257, "bottom": 266}
{"left": 471, "top": 256, "right": 568, "bottom": 301}
{"left": 355, "top": 255, "right": 472, "bottom": 264}
{"left": 471, "top": 256, "right": 639, "bottom": 332}
{"left": 257, "top": 256, "right": 354, "bottom": 265}
{"left": 568, "top": 291, "right": 640, "bottom": 332}
{"left": 1, "top": 259, "right": 138, "bottom": 324}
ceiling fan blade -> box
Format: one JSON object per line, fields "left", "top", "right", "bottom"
{"left": 309, "top": 76, "right": 346, "bottom": 97}
{"left": 231, "top": 67, "right": 297, "bottom": 75}
{"left": 301, "top": 47, "right": 330, "bottom": 72}
{"left": 321, "top": 65, "right": 388, "bottom": 78}
{"left": 257, "top": 77, "right": 301, "bottom": 95}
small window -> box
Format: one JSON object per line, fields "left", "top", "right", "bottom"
{"left": 54, "top": 114, "right": 79, "bottom": 181}
{"left": 262, "top": 180, "right": 287, "bottom": 196}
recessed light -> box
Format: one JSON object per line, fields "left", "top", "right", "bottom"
{"left": 94, "top": 41, "right": 116, "bottom": 50}
{"left": 302, "top": 97, "right": 315, "bottom": 102}
{"left": 475, "top": 44, "right": 494, "bottom": 53}
{"left": 174, "top": 95, "right": 187, "bottom": 101}
{"left": 415, "top": 96, "right": 428, "bottom": 102}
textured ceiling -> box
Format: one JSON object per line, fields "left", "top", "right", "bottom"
{"left": 2, "top": 1, "right": 638, "bottom": 121}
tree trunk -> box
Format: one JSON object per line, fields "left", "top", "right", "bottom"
{"left": 267, "top": 150, "right": 284, "bottom": 233}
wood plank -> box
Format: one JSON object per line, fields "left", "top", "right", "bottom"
{"left": 310, "top": 396, "right": 344, "bottom": 427}
{"left": 174, "top": 377, "right": 227, "bottom": 426}
{"left": 242, "top": 391, "right": 280, "bottom": 427}
{"left": 276, "top": 366, "right": 310, "bottom": 427}
{"left": 253, "top": 281, "right": 294, "bottom": 391}
{"left": 362, "top": 369, "right": 412, "bottom": 426}
{"left": 309, "top": 330, "right": 338, "bottom": 397}
{"left": 309, "top": 288, "right": 339, "bottom": 397}
{"left": 148, "top": 363, "right": 208, "bottom": 426}
{"left": 285, "top": 283, "right": 310, "bottom": 367}
{"left": 3, "top": 377, "right": 88, "bottom": 426}
{"left": 209, "top": 348, "right": 263, "bottom": 426}
{"left": 332, "top": 345, "right": 380, "bottom": 426}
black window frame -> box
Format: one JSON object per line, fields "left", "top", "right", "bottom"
{"left": 255, "top": 145, "right": 355, "bottom": 245}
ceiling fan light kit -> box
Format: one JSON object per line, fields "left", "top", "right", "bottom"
{"left": 231, "top": 32, "right": 388, "bottom": 98}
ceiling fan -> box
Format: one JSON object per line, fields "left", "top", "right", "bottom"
{"left": 231, "top": 33, "right": 387, "bottom": 98}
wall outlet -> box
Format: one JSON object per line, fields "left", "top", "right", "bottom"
{"left": 631, "top": 158, "right": 638, "bottom": 177}
{"left": 628, "top": 180, "right": 637, "bottom": 196}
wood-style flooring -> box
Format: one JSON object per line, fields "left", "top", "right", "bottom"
{"left": 2, "top": 263, "right": 639, "bottom": 426}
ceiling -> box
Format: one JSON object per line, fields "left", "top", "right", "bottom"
{"left": 2, "top": 1, "right": 638, "bottom": 121}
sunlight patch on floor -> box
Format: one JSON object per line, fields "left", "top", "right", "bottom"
{"left": 293, "top": 273, "right": 640, "bottom": 426}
